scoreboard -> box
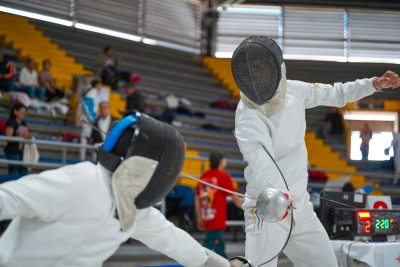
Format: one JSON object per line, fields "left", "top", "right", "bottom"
{"left": 333, "top": 208, "right": 400, "bottom": 238}
{"left": 356, "top": 210, "right": 400, "bottom": 235}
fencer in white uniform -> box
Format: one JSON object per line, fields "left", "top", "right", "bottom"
{"left": 0, "top": 112, "right": 231, "bottom": 267}
{"left": 231, "top": 36, "right": 400, "bottom": 267}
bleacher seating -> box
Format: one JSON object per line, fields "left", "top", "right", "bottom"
{"left": 0, "top": 13, "right": 243, "bottom": 184}
{"left": 31, "top": 22, "right": 233, "bottom": 104}
{"left": 0, "top": 12, "right": 91, "bottom": 90}
{"left": 29, "top": 19, "right": 245, "bottom": 179}
{"left": 0, "top": 13, "right": 397, "bottom": 196}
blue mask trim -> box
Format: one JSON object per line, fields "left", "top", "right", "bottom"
{"left": 102, "top": 114, "right": 138, "bottom": 152}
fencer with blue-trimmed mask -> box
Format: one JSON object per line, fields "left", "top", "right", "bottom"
{"left": 0, "top": 111, "right": 231, "bottom": 267}
{"left": 232, "top": 36, "right": 399, "bottom": 267}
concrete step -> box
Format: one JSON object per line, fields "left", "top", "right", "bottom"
{"left": 32, "top": 20, "right": 196, "bottom": 63}
{"left": 187, "top": 141, "right": 242, "bottom": 159}
{"left": 33, "top": 23, "right": 221, "bottom": 86}
{"left": 137, "top": 82, "right": 230, "bottom": 105}
{"left": 145, "top": 97, "right": 235, "bottom": 120}
{"left": 330, "top": 143, "right": 347, "bottom": 158}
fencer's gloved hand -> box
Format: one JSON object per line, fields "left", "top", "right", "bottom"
{"left": 256, "top": 188, "right": 296, "bottom": 222}
{"left": 205, "top": 249, "right": 230, "bottom": 267}
{"left": 229, "top": 257, "right": 254, "bottom": 267}
{"left": 280, "top": 192, "right": 295, "bottom": 221}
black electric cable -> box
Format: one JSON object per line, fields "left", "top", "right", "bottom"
{"left": 256, "top": 145, "right": 294, "bottom": 266}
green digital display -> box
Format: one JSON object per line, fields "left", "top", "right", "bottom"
{"left": 375, "top": 219, "right": 390, "bottom": 229}
{"left": 357, "top": 212, "right": 400, "bottom": 235}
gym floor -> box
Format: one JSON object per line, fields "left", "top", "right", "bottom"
{"left": 102, "top": 233, "right": 294, "bottom": 267}
{"left": 103, "top": 255, "right": 293, "bottom": 267}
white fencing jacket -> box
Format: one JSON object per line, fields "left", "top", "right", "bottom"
{"left": 235, "top": 78, "right": 377, "bottom": 229}
{"left": 0, "top": 162, "right": 209, "bottom": 267}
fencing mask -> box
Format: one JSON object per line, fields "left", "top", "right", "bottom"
{"left": 98, "top": 111, "right": 185, "bottom": 230}
{"left": 232, "top": 36, "right": 287, "bottom": 117}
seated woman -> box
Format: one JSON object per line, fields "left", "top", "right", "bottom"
{"left": 98, "top": 45, "right": 120, "bottom": 89}
{"left": 19, "top": 59, "right": 46, "bottom": 100}
{"left": 38, "top": 59, "right": 64, "bottom": 102}
{"left": 4, "top": 103, "right": 31, "bottom": 176}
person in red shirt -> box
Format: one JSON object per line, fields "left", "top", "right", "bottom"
{"left": 195, "top": 151, "right": 243, "bottom": 258}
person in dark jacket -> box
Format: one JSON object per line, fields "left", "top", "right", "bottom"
{"left": 324, "top": 107, "right": 344, "bottom": 135}
{"left": 122, "top": 82, "right": 145, "bottom": 113}
{"left": 0, "top": 51, "right": 15, "bottom": 92}
{"left": 318, "top": 107, "right": 344, "bottom": 139}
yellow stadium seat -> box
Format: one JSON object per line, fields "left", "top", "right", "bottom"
{"left": 0, "top": 12, "right": 92, "bottom": 93}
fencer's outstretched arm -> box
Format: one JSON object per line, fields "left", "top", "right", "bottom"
{"left": 131, "top": 207, "right": 229, "bottom": 267}
{"left": 297, "top": 78, "right": 377, "bottom": 109}
{"left": 299, "top": 71, "right": 400, "bottom": 109}
{"left": 235, "top": 110, "right": 288, "bottom": 193}
{"left": 0, "top": 172, "right": 74, "bottom": 221}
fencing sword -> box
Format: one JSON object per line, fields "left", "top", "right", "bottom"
{"left": 82, "top": 117, "right": 361, "bottom": 266}
{"left": 82, "top": 118, "right": 361, "bottom": 210}
{"left": 179, "top": 172, "right": 360, "bottom": 210}
{"left": 179, "top": 173, "right": 360, "bottom": 267}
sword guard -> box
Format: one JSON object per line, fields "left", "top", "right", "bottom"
{"left": 256, "top": 188, "right": 294, "bottom": 222}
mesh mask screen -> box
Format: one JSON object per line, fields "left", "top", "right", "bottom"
{"left": 232, "top": 36, "right": 283, "bottom": 105}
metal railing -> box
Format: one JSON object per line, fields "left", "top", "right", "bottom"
{"left": 0, "top": 135, "right": 95, "bottom": 166}
{"left": 0, "top": 135, "right": 399, "bottom": 189}
{"left": 2, "top": 135, "right": 400, "bottom": 226}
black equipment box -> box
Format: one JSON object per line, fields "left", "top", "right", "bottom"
{"left": 319, "top": 191, "right": 367, "bottom": 239}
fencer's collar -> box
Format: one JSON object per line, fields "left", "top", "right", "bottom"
{"left": 98, "top": 147, "right": 123, "bottom": 172}
{"left": 98, "top": 163, "right": 112, "bottom": 177}
{"left": 241, "top": 63, "right": 287, "bottom": 117}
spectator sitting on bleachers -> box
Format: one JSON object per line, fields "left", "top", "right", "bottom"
{"left": 19, "top": 59, "right": 46, "bottom": 100}
{"left": 79, "top": 80, "right": 109, "bottom": 161}
{"left": 160, "top": 94, "right": 205, "bottom": 124}
{"left": 99, "top": 46, "right": 133, "bottom": 89}
{"left": 38, "top": 59, "right": 64, "bottom": 102}
{"left": 161, "top": 94, "right": 179, "bottom": 124}
{"left": 4, "top": 103, "right": 31, "bottom": 176}
{"left": 122, "top": 82, "right": 145, "bottom": 114}
{"left": 99, "top": 45, "right": 120, "bottom": 90}
{"left": 90, "top": 102, "right": 116, "bottom": 145}
{"left": 0, "top": 50, "right": 15, "bottom": 92}
{"left": 89, "top": 102, "right": 116, "bottom": 161}
{"left": 99, "top": 46, "right": 119, "bottom": 70}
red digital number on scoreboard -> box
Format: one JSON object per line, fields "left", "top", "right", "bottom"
{"left": 366, "top": 221, "right": 371, "bottom": 233}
